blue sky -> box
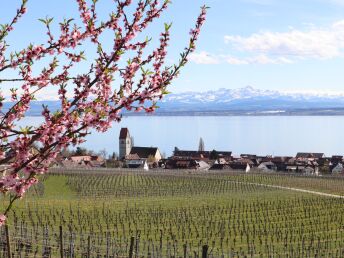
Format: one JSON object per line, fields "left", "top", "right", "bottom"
{"left": 3, "top": 0, "right": 344, "bottom": 97}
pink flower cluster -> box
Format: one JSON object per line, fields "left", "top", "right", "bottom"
{"left": 0, "top": 0, "right": 207, "bottom": 225}
{"left": 0, "top": 214, "right": 6, "bottom": 227}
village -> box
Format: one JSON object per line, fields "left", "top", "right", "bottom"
{"left": 39, "top": 127, "right": 343, "bottom": 175}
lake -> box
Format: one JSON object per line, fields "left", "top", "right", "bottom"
{"left": 17, "top": 116, "right": 344, "bottom": 157}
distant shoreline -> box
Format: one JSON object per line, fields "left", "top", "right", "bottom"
{"left": 123, "top": 112, "right": 344, "bottom": 117}
{"left": 19, "top": 107, "right": 344, "bottom": 117}
{"left": 26, "top": 112, "right": 344, "bottom": 117}
{"left": 122, "top": 108, "right": 344, "bottom": 116}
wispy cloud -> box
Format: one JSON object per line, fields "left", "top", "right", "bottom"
{"left": 190, "top": 51, "right": 292, "bottom": 65}
{"left": 224, "top": 20, "right": 344, "bottom": 61}
{"left": 191, "top": 20, "right": 344, "bottom": 65}
{"left": 189, "top": 51, "right": 220, "bottom": 65}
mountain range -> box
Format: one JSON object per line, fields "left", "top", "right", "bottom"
{"left": 5, "top": 86, "right": 344, "bottom": 116}
{"left": 156, "top": 86, "right": 344, "bottom": 115}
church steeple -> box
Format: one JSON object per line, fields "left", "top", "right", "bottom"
{"left": 119, "top": 128, "right": 132, "bottom": 159}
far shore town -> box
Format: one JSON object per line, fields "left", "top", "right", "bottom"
{"left": 3, "top": 127, "right": 344, "bottom": 176}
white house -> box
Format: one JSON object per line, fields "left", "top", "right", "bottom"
{"left": 332, "top": 163, "right": 344, "bottom": 174}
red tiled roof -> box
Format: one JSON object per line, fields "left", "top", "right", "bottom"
{"left": 125, "top": 153, "right": 141, "bottom": 160}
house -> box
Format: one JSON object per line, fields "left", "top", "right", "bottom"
{"left": 318, "top": 157, "right": 331, "bottom": 166}
{"left": 258, "top": 161, "right": 277, "bottom": 172}
{"left": 229, "top": 159, "right": 254, "bottom": 170}
{"left": 318, "top": 157, "right": 332, "bottom": 173}
{"left": 55, "top": 159, "right": 99, "bottom": 169}
{"left": 285, "top": 157, "right": 319, "bottom": 174}
{"left": 286, "top": 158, "right": 299, "bottom": 172}
{"left": 173, "top": 149, "right": 208, "bottom": 159}
{"left": 130, "top": 147, "right": 162, "bottom": 162}
{"left": 330, "top": 156, "right": 343, "bottom": 170}
{"left": 332, "top": 163, "right": 344, "bottom": 174}
{"left": 90, "top": 155, "right": 104, "bottom": 162}
{"left": 286, "top": 165, "right": 297, "bottom": 172}
{"left": 89, "top": 156, "right": 105, "bottom": 167}
{"left": 64, "top": 155, "right": 105, "bottom": 168}
{"left": 214, "top": 158, "right": 227, "bottom": 165}
{"left": 165, "top": 158, "right": 210, "bottom": 170}
{"left": 197, "top": 160, "right": 211, "bottom": 170}
{"left": 165, "top": 158, "right": 198, "bottom": 169}
{"left": 173, "top": 148, "right": 232, "bottom": 161}
{"left": 296, "top": 153, "right": 324, "bottom": 160}
{"left": 209, "top": 163, "right": 231, "bottom": 170}
{"left": 240, "top": 154, "right": 262, "bottom": 166}
{"left": 158, "top": 159, "right": 168, "bottom": 168}
{"left": 258, "top": 156, "right": 273, "bottom": 162}
{"left": 331, "top": 155, "right": 343, "bottom": 163}
{"left": 272, "top": 156, "right": 293, "bottom": 171}
{"left": 119, "top": 128, "right": 132, "bottom": 159}
{"left": 302, "top": 166, "right": 319, "bottom": 175}
{"left": 124, "top": 154, "right": 148, "bottom": 169}
{"left": 70, "top": 155, "right": 104, "bottom": 163}
{"left": 240, "top": 154, "right": 257, "bottom": 159}
{"left": 70, "top": 155, "right": 92, "bottom": 163}
{"left": 217, "top": 153, "right": 233, "bottom": 161}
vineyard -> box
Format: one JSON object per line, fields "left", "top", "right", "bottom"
{"left": 1, "top": 170, "right": 344, "bottom": 257}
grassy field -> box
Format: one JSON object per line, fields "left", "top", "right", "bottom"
{"left": 1, "top": 171, "right": 344, "bottom": 257}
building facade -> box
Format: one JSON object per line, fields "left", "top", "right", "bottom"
{"left": 119, "top": 128, "right": 132, "bottom": 159}
{"left": 130, "top": 147, "right": 162, "bottom": 162}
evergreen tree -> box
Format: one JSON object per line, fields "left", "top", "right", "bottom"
{"left": 210, "top": 150, "right": 219, "bottom": 160}
{"left": 198, "top": 137, "right": 205, "bottom": 152}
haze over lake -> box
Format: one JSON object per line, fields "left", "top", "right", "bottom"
{"left": 19, "top": 116, "right": 344, "bottom": 157}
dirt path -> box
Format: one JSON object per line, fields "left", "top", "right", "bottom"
{"left": 235, "top": 180, "right": 344, "bottom": 199}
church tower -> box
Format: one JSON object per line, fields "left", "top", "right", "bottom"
{"left": 119, "top": 128, "right": 132, "bottom": 159}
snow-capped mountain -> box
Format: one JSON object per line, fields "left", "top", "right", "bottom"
{"left": 157, "top": 86, "right": 344, "bottom": 112}
{"left": 164, "top": 86, "right": 277, "bottom": 103}
{"left": 6, "top": 86, "right": 344, "bottom": 116}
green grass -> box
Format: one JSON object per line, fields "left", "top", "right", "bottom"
{"left": 39, "top": 175, "right": 74, "bottom": 199}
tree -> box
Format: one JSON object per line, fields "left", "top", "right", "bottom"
{"left": 173, "top": 146, "right": 180, "bottom": 155}
{"left": 320, "top": 160, "right": 331, "bottom": 174}
{"left": 97, "top": 149, "right": 108, "bottom": 159}
{"left": 198, "top": 137, "right": 205, "bottom": 152}
{"left": 210, "top": 149, "right": 218, "bottom": 160}
{"left": 0, "top": 0, "right": 207, "bottom": 225}
{"left": 75, "top": 147, "right": 88, "bottom": 156}
{"left": 111, "top": 152, "right": 117, "bottom": 160}
{"left": 147, "top": 154, "right": 156, "bottom": 163}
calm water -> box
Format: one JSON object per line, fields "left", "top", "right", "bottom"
{"left": 17, "top": 116, "right": 344, "bottom": 157}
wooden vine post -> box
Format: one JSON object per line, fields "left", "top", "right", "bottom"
{"left": 202, "top": 245, "right": 208, "bottom": 258}
{"left": 5, "top": 225, "right": 11, "bottom": 258}
{"left": 59, "top": 225, "right": 64, "bottom": 258}
{"left": 129, "top": 236, "right": 135, "bottom": 258}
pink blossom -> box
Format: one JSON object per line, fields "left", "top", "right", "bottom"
{"left": 0, "top": 215, "right": 6, "bottom": 226}
{"left": 0, "top": 0, "right": 206, "bottom": 225}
